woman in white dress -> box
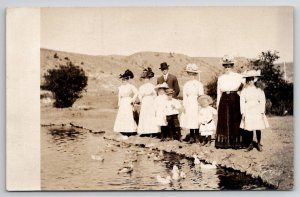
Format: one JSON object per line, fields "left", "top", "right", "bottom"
{"left": 113, "top": 69, "right": 139, "bottom": 135}
{"left": 240, "top": 70, "right": 269, "bottom": 152}
{"left": 137, "top": 67, "right": 160, "bottom": 136}
{"left": 182, "top": 64, "right": 204, "bottom": 143}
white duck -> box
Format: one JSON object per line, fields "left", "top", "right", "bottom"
{"left": 118, "top": 162, "right": 134, "bottom": 174}
{"left": 91, "top": 155, "right": 104, "bottom": 162}
{"left": 200, "top": 161, "right": 217, "bottom": 170}
{"left": 156, "top": 175, "right": 172, "bottom": 184}
{"left": 193, "top": 154, "right": 201, "bottom": 165}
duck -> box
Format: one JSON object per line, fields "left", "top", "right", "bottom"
{"left": 156, "top": 175, "right": 172, "bottom": 184}
{"left": 91, "top": 155, "right": 104, "bottom": 162}
{"left": 200, "top": 161, "right": 217, "bottom": 170}
{"left": 193, "top": 154, "right": 201, "bottom": 165}
{"left": 118, "top": 162, "right": 133, "bottom": 174}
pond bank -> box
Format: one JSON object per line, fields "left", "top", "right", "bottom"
{"left": 41, "top": 112, "right": 293, "bottom": 190}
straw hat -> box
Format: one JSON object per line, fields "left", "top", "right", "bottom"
{"left": 242, "top": 70, "right": 261, "bottom": 78}
{"left": 198, "top": 94, "right": 213, "bottom": 105}
{"left": 185, "top": 63, "right": 201, "bottom": 73}
{"left": 221, "top": 55, "right": 235, "bottom": 66}
{"left": 155, "top": 82, "right": 169, "bottom": 90}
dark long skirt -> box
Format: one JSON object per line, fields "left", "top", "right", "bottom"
{"left": 215, "top": 92, "right": 243, "bottom": 149}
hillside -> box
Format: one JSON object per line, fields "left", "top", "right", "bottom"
{"left": 40, "top": 48, "right": 252, "bottom": 96}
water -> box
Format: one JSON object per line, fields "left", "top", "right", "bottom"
{"left": 41, "top": 126, "right": 274, "bottom": 190}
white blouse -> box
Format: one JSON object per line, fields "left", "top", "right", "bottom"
{"left": 217, "top": 72, "right": 244, "bottom": 107}
{"left": 118, "top": 83, "right": 139, "bottom": 105}
{"left": 183, "top": 79, "right": 204, "bottom": 107}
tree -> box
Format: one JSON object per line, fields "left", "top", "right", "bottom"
{"left": 41, "top": 61, "right": 88, "bottom": 108}
{"left": 248, "top": 50, "right": 293, "bottom": 115}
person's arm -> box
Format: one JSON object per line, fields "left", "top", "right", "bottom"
{"left": 216, "top": 78, "right": 221, "bottom": 109}
{"left": 199, "top": 82, "right": 204, "bottom": 96}
{"left": 259, "top": 89, "right": 266, "bottom": 114}
{"left": 240, "top": 90, "right": 246, "bottom": 115}
{"left": 117, "top": 87, "right": 121, "bottom": 107}
{"left": 173, "top": 76, "right": 180, "bottom": 97}
{"left": 210, "top": 106, "right": 218, "bottom": 115}
{"left": 131, "top": 85, "right": 139, "bottom": 104}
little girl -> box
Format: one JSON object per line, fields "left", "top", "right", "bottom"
{"left": 153, "top": 82, "right": 169, "bottom": 141}
{"left": 240, "top": 70, "right": 269, "bottom": 152}
{"left": 113, "top": 69, "right": 139, "bottom": 136}
{"left": 198, "top": 95, "right": 217, "bottom": 146}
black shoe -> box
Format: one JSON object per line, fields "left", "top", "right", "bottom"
{"left": 245, "top": 143, "right": 254, "bottom": 152}
{"left": 257, "top": 143, "right": 263, "bottom": 152}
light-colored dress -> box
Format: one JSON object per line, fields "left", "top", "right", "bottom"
{"left": 198, "top": 106, "right": 217, "bottom": 136}
{"left": 153, "top": 94, "right": 168, "bottom": 126}
{"left": 113, "top": 83, "right": 138, "bottom": 133}
{"left": 137, "top": 82, "right": 160, "bottom": 134}
{"left": 181, "top": 79, "right": 204, "bottom": 129}
{"left": 240, "top": 85, "right": 269, "bottom": 131}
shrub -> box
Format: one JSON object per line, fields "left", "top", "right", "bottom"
{"left": 41, "top": 61, "right": 88, "bottom": 108}
{"left": 53, "top": 53, "right": 59, "bottom": 58}
{"left": 64, "top": 56, "right": 69, "bottom": 61}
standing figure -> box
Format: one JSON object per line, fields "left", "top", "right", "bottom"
{"left": 240, "top": 70, "right": 269, "bottom": 152}
{"left": 182, "top": 64, "right": 204, "bottom": 144}
{"left": 113, "top": 69, "right": 139, "bottom": 136}
{"left": 137, "top": 67, "right": 160, "bottom": 136}
{"left": 165, "top": 89, "right": 182, "bottom": 141}
{"left": 157, "top": 62, "right": 180, "bottom": 98}
{"left": 153, "top": 82, "right": 169, "bottom": 141}
{"left": 198, "top": 95, "right": 217, "bottom": 147}
{"left": 215, "top": 55, "right": 245, "bottom": 149}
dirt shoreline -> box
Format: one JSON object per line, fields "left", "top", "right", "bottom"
{"left": 41, "top": 104, "right": 293, "bottom": 190}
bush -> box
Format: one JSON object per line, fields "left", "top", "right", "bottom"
{"left": 41, "top": 61, "right": 88, "bottom": 108}
{"left": 53, "top": 53, "right": 59, "bottom": 58}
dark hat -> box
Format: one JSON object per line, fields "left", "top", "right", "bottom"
{"left": 119, "top": 69, "right": 134, "bottom": 80}
{"left": 140, "top": 67, "right": 154, "bottom": 79}
{"left": 165, "top": 88, "right": 174, "bottom": 95}
{"left": 159, "top": 62, "right": 169, "bottom": 70}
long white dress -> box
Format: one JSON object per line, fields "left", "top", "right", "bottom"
{"left": 198, "top": 106, "right": 217, "bottom": 136}
{"left": 181, "top": 79, "right": 204, "bottom": 129}
{"left": 137, "top": 82, "right": 160, "bottom": 134}
{"left": 153, "top": 94, "right": 168, "bottom": 126}
{"left": 240, "top": 85, "right": 270, "bottom": 130}
{"left": 113, "top": 83, "right": 138, "bottom": 133}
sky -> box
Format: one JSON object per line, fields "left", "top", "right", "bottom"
{"left": 41, "top": 7, "right": 293, "bottom": 62}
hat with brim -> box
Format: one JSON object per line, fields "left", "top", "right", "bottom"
{"left": 242, "top": 70, "right": 261, "bottom": 78}
{"left": 155, "top": 82, "right": 169, "bottom": 90}
{"left": 221, "top": 55, "right": 235, "bottom": 66}
{"left": 159, "top": 62, "right": 170, "bottom": 70}
{"left": 185, "top": 63, "right": 201, "bottom": 73}
{"left": 198, "top": 94, "right": 213, "bottom": 105}
{"left": 165, "top": 88, "right": 174, "bottom": 95}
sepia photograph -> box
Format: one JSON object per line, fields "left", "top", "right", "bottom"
{"left": 32, "top": 7, "right": 295, "bottom": 190}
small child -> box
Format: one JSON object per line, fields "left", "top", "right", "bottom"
{"left": 198, "top": 95, "right": 217, "bottom": 146}
{"left": 240, "top": 70, "right": 269, "bottom": 152}
{"left": 165, "top": 88, "right": 182, "bottom": 141}
{"left": 153, "top": 82, "right": 169, "bottom": 141}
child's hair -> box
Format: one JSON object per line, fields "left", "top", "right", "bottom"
{"left": 198, "top": 95, "right": 213, "bottom": 106}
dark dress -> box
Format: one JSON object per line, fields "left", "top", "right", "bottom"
{"left": 157, "top": 74, "right": 180, "bottom": 98}
{"left": 215, "top": 92, "right": 243, "bottom": 149}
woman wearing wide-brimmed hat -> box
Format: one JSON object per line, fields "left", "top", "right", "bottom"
{"left": 240, "top": 70, "right": 269, "bottom": 152}
{"left": 215, "top": 55, "right": 245, "bottom": 149}
{"left": 181, "top": 63, "right": 204, "bottom": 144}
{"left": 113, "top": 69, "right": 139, "bottom": 135}
{"left": 137, "top": 67, "right": 160, "bottom": 136}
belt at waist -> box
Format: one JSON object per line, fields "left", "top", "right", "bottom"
{"left": 222, "top": 91, "right": 237, "bottom": 94}
{"left": 201, "top": 119, "right": 213, "bottom": 125}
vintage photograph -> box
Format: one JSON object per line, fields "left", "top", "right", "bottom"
{"left": 39, "top": 7, "right": 293, "bottom": 190}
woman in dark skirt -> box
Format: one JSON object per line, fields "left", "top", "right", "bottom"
{"left": 215, "top": 55, "right": 245, "bottom": 149}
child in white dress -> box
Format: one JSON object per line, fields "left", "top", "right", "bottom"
{"left": 153, "top": 82, "right": 169, "bottom": 141}
{"left": 198, "top": 95, "right": 217, "bottom": 146}
{"left": 113, "top": 70, "right": 139, "bottom": 135}
{"left": 240, "top": 70, "right": 269, "bottom": 152}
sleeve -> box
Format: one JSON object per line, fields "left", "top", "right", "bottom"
{"left": 173, "top": 76, "right": 180, "bottom": 97}
{"left": 182, "top": 84, "right": 187, "bottom": 108}
{"left": 117, "top": 87, "right": 121, "bottom": 107}
{"left": 210, "top": 106, "right": 217, "bottom": 115}
{"left": 175, "top": 100, "right": 182, "bottom": 110}
{"left": 259, "top": 89, "right": 266, "bottom": 113}
{"left": 157, "top": 77, "right": 160, "bottom": 85}
{"left": 216, "top": 77, "right": 221, "bottom": 109}
{"left": 198, "top": 82, "right": 204, "bottom": 96}
{"left": 131, "top": 85, "right": 139, "bottom": 103}
{"left": 240, "top": 90, "right": 246, "bottom": 115}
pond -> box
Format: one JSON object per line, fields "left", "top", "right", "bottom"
{"left": 41, "top": 126, "right": 275, "bottom": 190}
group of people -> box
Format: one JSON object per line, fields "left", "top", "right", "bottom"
{"left": 113, "top": 55, "right": 270, "bottom": 152}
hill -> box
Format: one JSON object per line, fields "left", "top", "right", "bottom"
{"left": 41, "top": 48, "right": 250, "bottom": 96}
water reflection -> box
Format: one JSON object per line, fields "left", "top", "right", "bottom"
{"left": 41, "top": 127, "right": 274, "bottom": 190}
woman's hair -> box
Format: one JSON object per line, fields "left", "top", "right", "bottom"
{"left": 246, "top": 77, "right": 255, "bottom": 83}
{"left": 141, "top": 67, "right": 154, "bottom": 79}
